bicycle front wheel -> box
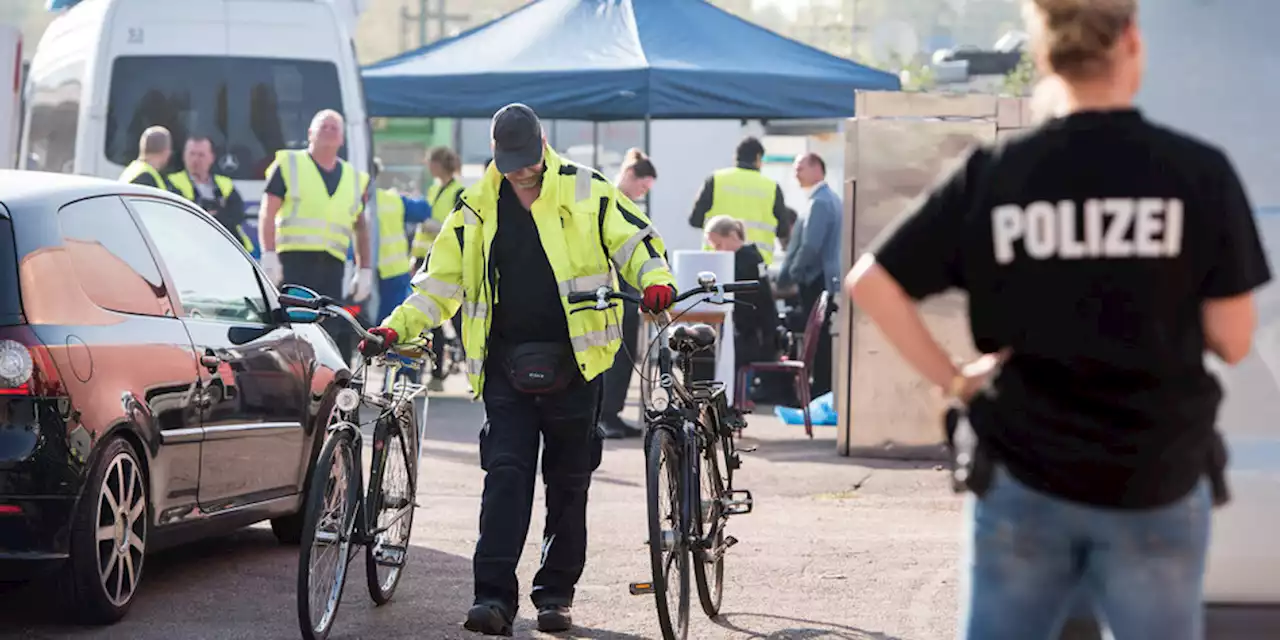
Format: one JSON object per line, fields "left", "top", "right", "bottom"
{"left": 647, "top": 427, "right": 690, "bottom": 640}
{"left": 297, "top": 429, "right": 359, "bottom": 640}
{"left": 365, "top": 407, "right": 418, "bottom": 605}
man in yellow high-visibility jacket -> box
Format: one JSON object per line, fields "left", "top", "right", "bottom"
{"left": 118, "top": 126, "right": 174, "bottom": 190}
{"left": 258, "top": 110, "right": 373, "bottom": 361}
{"left": 688, "top": 136, "right": 795, "bottom": 264}
{"left": 364, "top": 158, "right": 432, "bottom": 323}
{"left": 167, "top": 135, "right": 254, "bottom": 252}
{"left": 360, "top": 104, "right": 676, "bottom": 637}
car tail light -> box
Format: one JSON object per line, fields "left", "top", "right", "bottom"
{"left": 0, "top": 327, "right": 62, "bottom": 397}
{"left": 0, "top": 504, "right": 21, "bottom": 516}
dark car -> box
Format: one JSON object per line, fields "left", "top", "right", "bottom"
{"left": 0, "top": 171, "right": 350, "bottom": 624}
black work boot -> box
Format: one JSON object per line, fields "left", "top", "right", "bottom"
{"left": 463, "top": 602, "right": 513, "bottom": 636}
{"left": 536, "top": 605, "right": 573, "bottom": 633}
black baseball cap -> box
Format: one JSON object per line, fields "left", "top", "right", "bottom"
{"left": 491, "top": 103, "right": 543, "bottom": 174}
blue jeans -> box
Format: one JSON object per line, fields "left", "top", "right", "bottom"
{"left": 961, "top": 466, "right": 1211, "bottom": 640}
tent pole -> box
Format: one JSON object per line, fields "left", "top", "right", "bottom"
{"left": 643, "top": 115, "right": 651, "bottom": 216}
{"left": 592, "top": 121, "right": 600, "bottom": 170}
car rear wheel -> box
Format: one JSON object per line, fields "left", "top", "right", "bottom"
{"left": 59, "top": 436, "right": 148, "bottom": 625}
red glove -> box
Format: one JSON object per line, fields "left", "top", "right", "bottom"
{"left": 641, "top": 284, "right": 676, "bottom": 313}
{"left": 359, "top": 327, "right": 398, "bottom": 357}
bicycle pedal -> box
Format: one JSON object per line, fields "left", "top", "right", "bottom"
{"left": 724, "top": 535, "right": 739, "bottom": 549}
{"left": 374, "top": 544, "right": 407, "bottom": 566}
{"left": 722, "top": 490, "right": 754, "bottom": 515}
{"left": 628, "top": 582, "right": 655, "bottom": 595}
{"left": 728, "top": 454, "right": 742, "bottom": 471}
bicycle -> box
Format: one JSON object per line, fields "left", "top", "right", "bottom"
{"left": 278, "top": 287, "right": 432, "bottom": 640}
{"left": 568, "top": 273, "right": 757, "bottom": 640}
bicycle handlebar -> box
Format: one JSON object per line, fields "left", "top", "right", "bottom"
{"left": 566, "top": 280, "right": 761, "bottom": 308}
{"left": 278, "top": 293, "right": 426, "bottom": 355}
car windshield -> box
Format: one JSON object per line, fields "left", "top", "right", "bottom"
{"left": 103, "top": 55, "right": 345, "bottom": 181}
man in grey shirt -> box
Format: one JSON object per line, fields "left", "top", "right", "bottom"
{"left": 777, "top": 152, "right": 841, "bottom": 396}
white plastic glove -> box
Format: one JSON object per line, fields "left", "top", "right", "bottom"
{"left": 260, "top": 251, "right": 283, "bottom": 287}
{"left": 351, "top": 267, "right": 375, "bottom": 302}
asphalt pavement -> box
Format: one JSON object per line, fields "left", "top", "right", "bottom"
{"left": 2, "top": 378, "right": 1277, "bottom": 639}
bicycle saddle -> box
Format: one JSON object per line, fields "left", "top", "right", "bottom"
{"left": 670, "top": 323, "right": 718, "bottom": 351}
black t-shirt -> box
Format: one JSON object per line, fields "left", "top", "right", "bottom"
{"left": 868, "top": 109, "right": 1272, "bottom": 509}
{"left": 489, "top": 179, "right": 572, "bottom": 349}
{"left": 265, "top": 155, "right": 345, "bottom": 198}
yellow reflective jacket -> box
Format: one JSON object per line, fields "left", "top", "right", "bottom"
{"left": 382, "top": 146, "right": 676, "bottom": 397}
{"left": 699, "top": 167, "right": 781, "bottom": 264}
{"left": 411, "top": 178, "right": 463, "bottom": 259}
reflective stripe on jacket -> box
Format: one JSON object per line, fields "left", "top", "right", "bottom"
{"left": 700, "top": 167, "right": 780, "bottom": 264}
{"left": 271, "top": 150, "right": 368, "bottom": 261}
{"left": 382, "top": 146, "right": 676, "bottom": 397}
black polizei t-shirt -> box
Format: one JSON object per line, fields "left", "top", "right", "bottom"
{"left": 868, "top": 109, "right": 1272, "bottom": 509}
{"left": 490, "top": 179, "right": 572, "bottom": 350}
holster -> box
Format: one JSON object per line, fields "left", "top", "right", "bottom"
{"left": 942, "top": 402, "right": 996, "bottom": 498}
{"left": 1208, "top": 428, "right": 1231, "bottom": 507}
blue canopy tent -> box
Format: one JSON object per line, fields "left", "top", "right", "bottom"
{"left": 361, "top": 0, "right": 901, "bottom": 121}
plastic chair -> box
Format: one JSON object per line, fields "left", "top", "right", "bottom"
{"left": 735, "top": 290, "right": 829, "bottom": 438}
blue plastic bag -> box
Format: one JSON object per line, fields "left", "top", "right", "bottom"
{"left": 774, "top": 391, "right": 837, "bottom": 426}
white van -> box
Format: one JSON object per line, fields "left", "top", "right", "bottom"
{"left": 20, "top": 0, "right": 370, "bottom": 211}
{"left": 0, "top": 25, "right": 21, "bottom": 170}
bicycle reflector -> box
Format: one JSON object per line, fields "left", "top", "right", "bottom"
{"left": 0, "top": 339, "right": 33, "bottom": 392}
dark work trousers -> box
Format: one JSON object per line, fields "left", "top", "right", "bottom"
{"left": 280, "top": 251, "right": 350, "bottom": 359}
{"left": 474, "top": 359, "right": 604, "bottom": 615}
{"left": 799, "top": 278, "right": 833, "bottom": 398}
{"left": 601, "top": 281, "right": 640, "bottom": 419}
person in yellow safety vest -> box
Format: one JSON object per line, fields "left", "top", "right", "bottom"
{"left": 119, "top": 126, "right": 174, "bottom": 190}
{"left": 167, "top": 135, "right": 254, "bottom": 252}
{"left": 359, "top": 103, "right": 677, "bottom": 637}
{"left": 411, "top": 146, "right": 467, "bottom": 391}
{"left": 410, "top": 146, "right": 465, "bottom": 273}
{"left": 365, "top": 158, "right": 433, "bottom": 323}
{"left": 258, "top": 109, "right": 373, "bottom": 361}
{"left": 688, "top": 136, "right": 795, "bottom": 264}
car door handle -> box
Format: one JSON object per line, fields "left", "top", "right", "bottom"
{"left": 200, "top": 354, "right": 221, "bottom": 371}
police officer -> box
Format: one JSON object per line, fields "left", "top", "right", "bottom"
{"left": 366, "top": 158, "right": 433, "bottom": 323}
{"left": 845, "top": 2, "right": 1269, "bottom": 639}
{"left": 119, "top": 126, "right": 173, "bottom": 189}
{"left": 168, "top": 135, "right": 253, "bottom": 252}
{"left": 688, "top": 136, "right": 793, "bottom": 264}
{"left": 259, "top": 110, "right": 374, "bottom": 360}
{"left": 411, "top": 146, "right": 466, "bottom": 390}
{"left": 360, "top": 103, "right": 677, "bottom": 636}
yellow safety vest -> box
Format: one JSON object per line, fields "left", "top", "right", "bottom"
{"left": 119, "top": 160, "right": 168, "bottom": 188}
{"left": 700, "top": 167, "right": 781, "bottom": 264}
{"left": 382, "top": 146, "right": 677, "bottom": 397}
{"left": 269, "top": 150, "right": 368, "bottom": 261}
{"left": 374, "top": 188, "right": 412, "bottom": 279}
{"left": 411, "top": 178, "right": 463, "bottom": 259}
{"left": 167, "top": 172, "right": 254, "bottom": 252}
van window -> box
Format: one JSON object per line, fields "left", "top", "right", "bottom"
{"left": 59, "top": 197, "right": 167, "bottom": 317}
{"left": 103, "top": 56, "right": 345, "bottom": 181}
{"left": 23, "top": 61, "right": 84, "bottom": 174}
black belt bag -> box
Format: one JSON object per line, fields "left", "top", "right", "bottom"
{"left": 502, "top": 342, "right": 575, "bottom": 395}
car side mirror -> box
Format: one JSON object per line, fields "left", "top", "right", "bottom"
{"left": 280, "top": 284, "right": 320, "bottom": 301}
{"left": 283, "top": 308, "right": 322, "bottom": 324}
